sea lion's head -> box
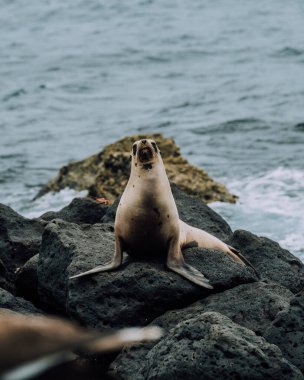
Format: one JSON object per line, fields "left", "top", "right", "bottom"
{"left": 131, "top": 139, "right": 160, "bottom": 170}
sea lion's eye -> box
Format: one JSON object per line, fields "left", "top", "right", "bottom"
{"left": 132, "top": 144, "right": 137, "bottom": 156}
{"left": 151, "top": 142, "right": 158, "bottom": 153}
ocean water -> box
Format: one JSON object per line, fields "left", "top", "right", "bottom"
{"left": 1, "top": 1, "right": 303, "bottom": 260}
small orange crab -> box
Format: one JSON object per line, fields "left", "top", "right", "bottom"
{"left": 94, "top": 197, "right": 112, "bottom": 205}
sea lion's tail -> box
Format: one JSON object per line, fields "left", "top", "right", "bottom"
{"left": 228, "top": 245, "right": 260, "bottom": 279}
{"left": 70, "top": 265, "right": 109, "bottom": 279}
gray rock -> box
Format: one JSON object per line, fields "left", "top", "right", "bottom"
{"left": 40, "top": 197, "right": 108, "bottom": 225}
{"left": 38, "top": 220, "right": 115, "bottom": 313}
{"left": 111, "top": 282, "right": 293, "bottom": 378}
{"left": 111, "top": 312, "right": 303, "bottom": 380}
{"left": 101, "top": 184, "right": 232, "bottom": 241}
{"left": 0, "top": 204, "right": 45, "bottom": 279}
{"left": 0, "top": 288, "right": 41, "bottom": 315}
{"left": 37, "top": 219, "right": 256, "bottom": 327}
{"left": 229, "top": 230, "right": 304, "bottom": 294}
{"left": 0, "top": 259, "right": 13, "bottom": 292}
{"left": 16, "top": 254, "right": 39, "bottom": 305}
{"left": 171, "top": 183, "right": 233, "bottom": 241}
{"left": 264, "top": 290, "right": 304, "bottom": 373}
{"left": 153, "top": 282, "right": 293, "bottom": 336}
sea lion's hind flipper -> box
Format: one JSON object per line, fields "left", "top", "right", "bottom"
{"left": 228, "top": 245, "right": 260, "bottom": 279}
{"left": 167, "top": 261, "right": 213, "bottom": 289}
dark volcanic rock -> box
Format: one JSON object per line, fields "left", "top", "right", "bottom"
{"left": 171, "top": 183, "right": 232, "bottom": 241}
{"left": 111, "top": 282, "right": 293, "bottom": 378}
{"left": 112, "top": 312, "right": 303, "bottom": 380}
{"left": 264, "top": 290, "right": 304, "bottom": 373}
{"left": 39, "top": 197, "right": 108, "bottom": 224}
{"left": 37, "top": 219, "right": 256, "bottom": 328}
{"left": 37, "top": 220, "right": 115, "bottom": 313}
{"left": 101, "top": 184, "right": 232, "bottom": 241}
{"left": 0, "top": 259, "right": 13, "bottom": 292}
{"left": 0, "top": 204, "right": 45, "bottom": 280}
{"left": 16, "top": 254, "right": 39, "bottom": 305}
{"left": 152, "top": 281, "right": 293, "bottom": 336}
{"left": 230, "top": 230, "right": 304, "bottom": 294}
{"left": 0, "top": 288, "right": 41, "bottom": 315}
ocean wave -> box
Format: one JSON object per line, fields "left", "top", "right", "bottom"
{"left": 23, "top": 188, "right": 88, "bottom": 219}
{"left": 232, "top": 167, "right": 304, "bottom": 217}
{"left": 190, "top": 118, "right": 269, "bottom": 135}
{"left": 211, "top": 167, "right": 304, "bottom": 261}
{"left": 274, "top": 47, "right": 304, "bottom": 58}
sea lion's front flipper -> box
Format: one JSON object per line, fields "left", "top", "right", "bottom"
{"left": 70, "top": 235, "right": 123, "bottom": 280}
{"left": 167, "top": 237, "right": 213, "bottom": 289}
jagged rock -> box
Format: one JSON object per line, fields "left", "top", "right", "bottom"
{"left": 16, "top": 254, "right": 39, "bottom": 305}
{"left": 34, "top": 134, "right": 237, "bottom": 204}
{"left": 171, "top": 184, "right": 233, "bottom": 241}
{"left": 37, "top": 219, "right": 257, "bottom": 328}
{"left": 0, "top": 288, "right": 41, "bottom": 315}
{"left": 229, "top": 230, "right": 304, "bottom": 294}
{"left": 39, "top": 197, "right": 108, "bottom": 224}
{"left": 37, "top": 221, "right": 115, "bottom": 313}
{"left": 264, "top": 290, "right": 304, "bottom": 373}
{"left": 0, "top": 259, "right": 13, "bottom": 292}
{"left": 152, "top": 282, "right": 293, "bottom": 336}
{"left": 0, "top": 204, "right": 45, "bottom": 281}
{"left": 110, "top": 312, "right": 303, "bottom": 380}
{"left": 111, "top": 282, "right": 293, "bottom": 378}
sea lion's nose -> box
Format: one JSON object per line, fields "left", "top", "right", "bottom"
{"left": 141, "top": 139, "right": 147, "bottom": 144}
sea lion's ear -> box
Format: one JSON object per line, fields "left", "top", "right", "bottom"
{"left": 129, "top": 155, "right": 132, "bottom": 161}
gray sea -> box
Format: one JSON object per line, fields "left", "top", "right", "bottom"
{"left": 1, "top": 1, "right": 303, "bottom": 260}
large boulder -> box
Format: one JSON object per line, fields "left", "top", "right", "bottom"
{"left": 37, "top": 219, "right": 257, "bottom": 328}
{"left": 229, "top": 230, "right": 304, "bottom": 294}
{"left": 39, "top": 197, "right": 108, "bottom": 225}
{"left": 150, "top": 281, "right": 293, "bottom": 336}
{"left": 111, "top": 282, "right": 293, "bottom": 378}
{"left": 34, "top": 134, "right": 237, "bottom": 204}
{"left": 110, "top": 312, "right": 303, "bottom": 380}
{"left": 0, "top": 204, "right": 45, "bottom": 281}
{"left": 264, "top": 290, "right": 304, "bottom": 373}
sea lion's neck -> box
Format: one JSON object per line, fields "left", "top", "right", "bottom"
{"left": 129, "top": 158, "right": 170, "bottom": 191}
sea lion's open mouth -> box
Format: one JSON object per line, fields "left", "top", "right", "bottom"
{"left": 138, "top": 147, "right": 153, "bottom": 163}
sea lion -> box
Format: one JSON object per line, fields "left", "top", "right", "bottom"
{"left": 70, "top": 139, "right": 256, "bottom": 288}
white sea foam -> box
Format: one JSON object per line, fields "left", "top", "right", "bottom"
{"left": 23, "top": 189, "right": 88, "bottom": 219}
{"left": 211, "top": 167, "right": 304, "bottom": 262}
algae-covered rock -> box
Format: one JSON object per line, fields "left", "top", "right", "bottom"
{"left": 34, "top": 134, "right": 237, "bottom": 204}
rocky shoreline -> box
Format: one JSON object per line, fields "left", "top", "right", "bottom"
{"left": 33, "top": 134, "right": 238, "bottom": 204}
{"left": 0, "top": 186, "right": 304, "bottom": 379}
